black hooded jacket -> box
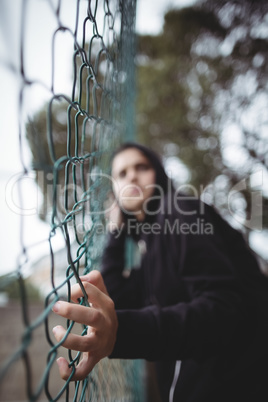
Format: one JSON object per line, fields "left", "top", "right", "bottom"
{"left": 101, "top": 143, "right": 268, "bottom": 401}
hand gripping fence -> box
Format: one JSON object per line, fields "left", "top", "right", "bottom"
{"left": 0, "top": 0, "right": 144, "bottom": 401}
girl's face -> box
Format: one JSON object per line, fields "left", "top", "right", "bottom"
{"left": 111, "top": 148, "right": 156, "bottom": 219}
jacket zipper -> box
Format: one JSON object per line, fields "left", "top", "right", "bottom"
{"left": 169, "top": 360, "right": 182, "bottom": 402}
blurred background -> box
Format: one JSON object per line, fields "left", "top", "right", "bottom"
{"left": 0, "top": 0, "right": 268, "bottom": 400}
{"left": 134, "top": 0, "right": 268, "bottom": 259}
{"left": 1, "top": 0, "right": 268, "bottom": 283}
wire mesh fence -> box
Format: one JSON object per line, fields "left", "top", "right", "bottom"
{"left": 0, "top": 0, "right": 144, "bottom": 400}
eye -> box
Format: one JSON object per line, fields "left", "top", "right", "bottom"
{"left": 118, "top": 170, "right": 126, "bottom": 178}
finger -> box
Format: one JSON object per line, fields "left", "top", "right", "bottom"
{"left": 57, "top": 354, "right": 98, "bottom": 381}
{"left": 78, "top": 271, "right": 108, "bottom": 295}
{"left": 56, "top": 357, "right": 73, "bottom": 381}
{"left": 52, "top": 302, "right": 104, "bottom": 328}
{"left": 52, "top": 325, "right": 96, "bottom": 352}
{"left": 71, "top": 354, "right": 98, "bottom": 381}
{"left": 70, "top": 282, "right": 111, "bottom": 308}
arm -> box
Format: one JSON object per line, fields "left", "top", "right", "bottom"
{"left": 52, "top": 266, "right": 250, "bottom": 382}
{"left": 111, "top": 282, "right": 251, "bottom": 362}
{"left": 52, "top": 257, "right": 252, "bottom": 381}
{"left": 111, "top": 208, "right": 256, "bottom": 362}
{"left": 52, "top": 206, "right": 257, "bottom": 379}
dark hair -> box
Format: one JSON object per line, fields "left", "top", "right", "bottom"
{"left": 111, "top": 142, "right": 172, "bottom": 195}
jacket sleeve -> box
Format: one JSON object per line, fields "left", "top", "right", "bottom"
{"left": 101, "top": 229, "right": 144, "bottom": 309}
{"left": 109, "top": 208, "right": 258, "bottom": 362}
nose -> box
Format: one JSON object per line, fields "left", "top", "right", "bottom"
{"left": 127, "top": 168, "right": 137, "bottom": 182}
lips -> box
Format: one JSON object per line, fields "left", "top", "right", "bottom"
{"left": 122, "top": 185, "right": 143, "bottom": 197}
{"left": 128, "top": 187, "right": 142, "bottom": 196}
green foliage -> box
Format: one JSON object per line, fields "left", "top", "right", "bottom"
{"left": 136, "top": 8, "right": 225, "bottom": 187}
{"left": 136, "top": 0, "right": 268, "bottom": 231}
{"left": 0, "top": 274, "right": 41, "bottom": 302}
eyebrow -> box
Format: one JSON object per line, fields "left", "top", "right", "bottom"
{"left": 135, "top": 161, "right": 151, "bottom": 167}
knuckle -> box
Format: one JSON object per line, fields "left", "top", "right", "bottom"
{"left": 106, "top": 297, "right": 115, "bottom": 311}
{"left": 62, "top": 372, "right": 70, "bottom": 381}
{"left": 83, "top": 336, "right": 93, "bottom": 351}
{"left": 63, "top": 303, "right": 72, "bottom": 316}
{"left": 93, "top": 270, "right": 101, "bottom": 279}
{"left": 82, "top": 281, "right": 91, "bottom": 294}
{"left": 90, "top": 270, "right": 102, "bottom": 285}
{"left": 90, "top": 309, "right": 102, "bottom": 325}
{"left": 80, "top": 282, "right": 89, "bottom": 295}
{"left": 71, "top": 283, "right": 80, "bottom": 295}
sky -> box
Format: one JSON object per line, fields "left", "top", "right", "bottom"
{"left": 0, "top": 0, "right": 267, "bottom": 277}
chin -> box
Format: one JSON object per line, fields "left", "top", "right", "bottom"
{"left": 121, "top": 202, "right": 143, "bottom": 215}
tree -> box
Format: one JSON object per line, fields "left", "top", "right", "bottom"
{"left": 136, "top": 0, "right": 268, "bottom": 235}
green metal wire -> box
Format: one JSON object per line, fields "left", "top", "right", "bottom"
{"left": 0, "top": 0, "right": 146, "bottom": 401}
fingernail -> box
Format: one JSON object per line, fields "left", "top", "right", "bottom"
{"left": 52, "top": 326, "right": 59, "bottom": 334}
{"left": 52, "top": 302, "right": 60, "bottom": 313}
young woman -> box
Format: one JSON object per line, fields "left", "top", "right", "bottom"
{"left": 53, "top": 143, "right": 268, "bottom": 401}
